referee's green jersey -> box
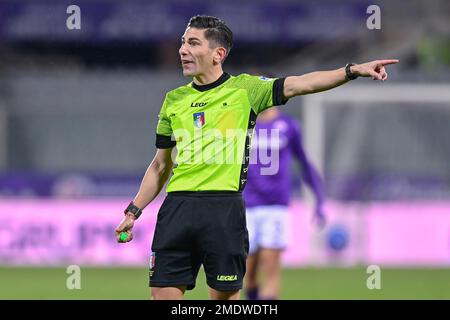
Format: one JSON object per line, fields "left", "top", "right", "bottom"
{"left": 156, "top": 72, "right": 287, "bottom": 192}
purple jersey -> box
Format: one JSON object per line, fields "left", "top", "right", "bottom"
{"left": 244, "top": 112, "right": 324, "bottom": 208}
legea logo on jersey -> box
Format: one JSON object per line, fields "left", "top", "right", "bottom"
{"left": 193, "top": 112, "right": 205, "bottom": 128}
{"left": 191, "top": 102, "right": 208, "bottom": 107}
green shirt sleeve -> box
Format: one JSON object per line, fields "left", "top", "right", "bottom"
{"left": 156, "top": 96, "right": 172, "bottom": 136}
{"left": 239, "top": 74, "right": 288, "bottom": 114}
{"left": 155, "top": 95, "right": 175, "bottom": 149}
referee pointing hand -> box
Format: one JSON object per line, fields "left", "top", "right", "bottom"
{"left": 114, "top": 15, "right": 398, "bottom": 300}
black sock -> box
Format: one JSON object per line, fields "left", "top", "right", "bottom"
{"left": 246, "top": 287, "right": 259, "bottom": 300}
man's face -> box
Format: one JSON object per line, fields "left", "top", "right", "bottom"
{"left": 179, "top": 27, "right": 218, "bottom": 77}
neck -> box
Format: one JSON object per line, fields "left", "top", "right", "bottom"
{"left": 193, "top": 67, "right": 224, "bottom": 86}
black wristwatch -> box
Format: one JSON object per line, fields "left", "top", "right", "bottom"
{"left": 124, "top": 201, "right": 143, "bottom": 219}
{"left": 345, "top": 63, "right": 358, "bottom": 80}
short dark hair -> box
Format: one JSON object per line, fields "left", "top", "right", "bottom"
{"left": 187, "top": 15, "right": 233, "bottom": 57}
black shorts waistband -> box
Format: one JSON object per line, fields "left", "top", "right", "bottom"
{"left": 167, "top": 191, "right": 242, "bottom": 198}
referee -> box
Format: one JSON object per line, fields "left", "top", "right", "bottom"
{"left": 115, "top": 15, "right": 398, "bottom": 300}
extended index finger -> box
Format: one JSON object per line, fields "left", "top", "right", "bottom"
{"left": 378, "top": 59, "right": 399, "bottom": 66}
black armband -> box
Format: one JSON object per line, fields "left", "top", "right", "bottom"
{"left": 273, "top": 78, "right": 289, "bottom": 106}
{"left": 155, "top": 134, "right": 176, "bottom": 149}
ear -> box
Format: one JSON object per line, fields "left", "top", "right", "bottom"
{"left": 213, "top": 47, "right": 227, "bottom": 65}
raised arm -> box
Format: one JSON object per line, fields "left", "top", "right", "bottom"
{"left": 283, "top": 59, "right": 399, "bottom": 98}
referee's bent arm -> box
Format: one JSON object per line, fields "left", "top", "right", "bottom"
{"left": 132, "top": 148, "right": 174, "bottom": 211}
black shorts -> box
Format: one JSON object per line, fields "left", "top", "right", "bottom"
{"left": 149, "top": 191, "right": 249, "bottom": 291}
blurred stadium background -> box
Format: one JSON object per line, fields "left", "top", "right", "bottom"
{"left": 1, "top": 0, "right": 450, "bottom": 299}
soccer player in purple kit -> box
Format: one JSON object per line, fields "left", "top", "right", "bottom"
{"left": 243, "top": 105, "right": 325, "bottom": 300}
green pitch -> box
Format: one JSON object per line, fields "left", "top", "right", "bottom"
{"left": 1, "top": 267, "right": 449, "bottom": 300}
